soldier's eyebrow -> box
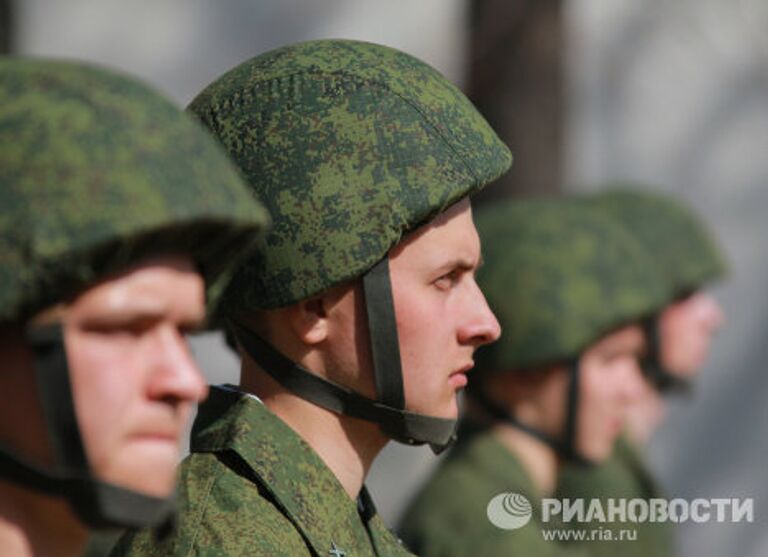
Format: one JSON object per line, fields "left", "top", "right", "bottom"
{"left": 81, "top": 302, "right": 164, "bottom": 324}
{"left": 432, "top": 254, "right": 480, "bottom": 278}
{"left": 80, "top": 308, "right": 205, "bottom": 334}
{"left": 79, "top": 291, "right": 201, "bottom": 323}
{"left": 460, "top": 252, "right": 483, "bottom": 271}
{"left": 179, "top": 315, "right": 206, "bottom": 333}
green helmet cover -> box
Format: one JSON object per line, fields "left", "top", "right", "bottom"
{"left": 474, "top": 197, "right": 672, "bottom": 374}
{"left": 187, "top": 39, "right": 512, "bottom": 312}
{"left": 589, "top": 187, "right": 726, "bottom": 297}
{"left": 0, "top": 57, "right": 270, "bottom": 323}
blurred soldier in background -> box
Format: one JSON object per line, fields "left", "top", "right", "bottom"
{"left": 399, "top": 197, "right": 673, "bottom": 556}
{"left": 0, "top": 58, "right": 268, "bottom": 557}
{"left": 593, "top": 188, "right": 726, "bottom": 418}
{"left": 114, "top": 39, "right": 511, "bottom": 556}
{"left": 555, "top": 188, "right": 726, "bottom": 557}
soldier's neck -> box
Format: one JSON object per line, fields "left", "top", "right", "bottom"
{"left": 241, "top": 365, "right": 389, "bottom": 500}
{"left": 0, "top": 479, "right": 87, "bottom": 557}
{"left": 492, "top": 423, "right": 559, "bottom": 496}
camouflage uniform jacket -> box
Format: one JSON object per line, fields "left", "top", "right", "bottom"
{"left": 112, "top": 386, "right": 414, "bottom": 556}
{"left": 398, "top": 423, "right": 589, "bottom": 557}
{"left": 556, "top": 435, "right": 677, "bottom": 557}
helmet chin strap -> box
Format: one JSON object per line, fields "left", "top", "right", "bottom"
{"left": 0, "top": 323, "right": 176, "bottom": 531}
{"left": 361, "top": 257, "right": 458, "bottom": 453}
{"left": 642, "top": 317, "right": 692, "bottom": 394}
{"left": 230, "top": 256, "right": 458, "bottom": 455}
{"left": 469, "top": 359, "right": 592, "bottom": 466}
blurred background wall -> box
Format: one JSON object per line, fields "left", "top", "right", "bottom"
{"left": 3, "top": 1, "right": 766, "bottom": 555}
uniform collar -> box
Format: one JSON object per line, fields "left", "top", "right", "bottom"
{"left": 190, "top": 385, "right": 402, "bottom": 556}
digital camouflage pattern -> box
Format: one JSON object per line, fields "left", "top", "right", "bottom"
{"left": 589, "top": 188, "right": 726, "bottom": 297}
{"left": 556, "top": 436, "right": 676, "bottom": 557}
{"left": 399, "top": 422, "right": 590, "bottom": 556}
{"left": 187, "top": 39, "right": 512, "bottom": 311}
{"left": 0, "top": 57, "right": 269, "bottom": 323}
{"left": 473, "top": 197, "right": 673, "bottom": 373}
{"left": 112, "top": 386, "right": 414, "bottom": 557}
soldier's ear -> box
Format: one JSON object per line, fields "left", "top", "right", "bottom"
{"left": 287, "top": 296, "right": 329, "bottom": 346}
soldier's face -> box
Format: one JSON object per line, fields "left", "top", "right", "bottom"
{"left": 659, "top": 291, "right": 723, "bottom": 377}
{"left": 388, "top": 199, "right": 501, "bottom": 419}
{"left": 576, "top": 324, "right": 646, "bottom": 461}
{"left": 63, "top": 255, "right": 208, "bottom": 497}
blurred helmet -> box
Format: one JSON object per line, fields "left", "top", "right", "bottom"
{"left": 474, "top": 197, "right": 671, "bottom": 374}
{"left": 470, "top": 197, "right": 671, "bottom": 462}
{"left": 589, "top": 187, "right": 726, "bottom": 297}
{"left": 0, "top": 58, "right": 270, "bottom": 322}
{"left": 587, "top": 186, "right": 726, "bottom": 391}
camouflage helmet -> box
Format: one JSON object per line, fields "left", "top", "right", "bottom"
{"left": 470, "top": 197, "right": 672, "bottom": 463}
{"left": 474, "top": 197, "right": 672, "bottom": 374}
{"left": 188, "top": 39, "right": 511, "bottom": 312}
{"left": 188, "top": 39, "right": 511, "bottom": 453}
{"left": 0, "top": 57, "right": 270, "bottom": 324}
{"left": 0, "top": 57, "right": 269, "bottom": 530}
{"left": 587, "top": 188, "right": 726, "bottom": 392}
{"left": 589, "top": 187, "right": 727, "bottom": 296}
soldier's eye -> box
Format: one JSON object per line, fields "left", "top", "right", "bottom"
{"left": 81, "top": 312, "right": 166, "bottom": 339}
{"left": 434, "top": 270, "right": 460, "bottom": 291}
{"left": 180, "top": 323, "right": 205, "bottom": 336}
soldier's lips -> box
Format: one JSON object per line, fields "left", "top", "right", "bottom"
{"left": 128, "top": 431, "right": 179, "bottom": 444}
{"left": 449, "top": 362, "right": 474, "bottom": 388}
{"left": 125, "top": 433, "right": 181, "bottom": 461}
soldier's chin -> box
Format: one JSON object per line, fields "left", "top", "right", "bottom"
{"left": 97, "top": 445, "right": 179, "bottom": 498}
{"left": 579, "top": 437, "right": 612, "bottom": 464}
{"left": 667, "top": 356, "right": 699, "bottom": 378}
{"left": 105, "top": 467, "right": 177, "bottom": 499}
{"left": 407, "top": 394, "right": 459, "bottom": 422}
{"left": 438, "top": 393, "right": 461, "bottom": 420}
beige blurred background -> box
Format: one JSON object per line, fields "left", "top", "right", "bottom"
{"left": 5, "top": 1, "right": 766, "bottom": 555}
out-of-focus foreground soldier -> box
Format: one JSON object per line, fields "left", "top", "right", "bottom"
{"left": 0, "top": 58, "right": 269, "bottom": 557}
{"left": 399, "top": 197, "right": 673, "bottom": 556}
{"left": 555, "top": 187, "right": 726, "bottom": 557}
{"left": 113, "top": 39, "right": 511, "bottom": 556}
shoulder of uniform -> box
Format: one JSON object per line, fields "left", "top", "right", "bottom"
{"left": 113, "top": 452, "right": 312, "bottom": 556}
{"left": 185, "top": 451, "right": 312, "bottom": 552}
{"left": 399, "top": 447, "right": 540, "bottom": 555}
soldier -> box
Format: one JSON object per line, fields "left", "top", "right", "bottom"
{"left": 555, "top": 188, "right": 726, "bottom": 557}
{"left": 113, "top": 39, "right": 511, "bottom": 556}
{"left": 592, "top": 188, "right": 725, "bottom": 399}
{"left": 0, "top": 58, "right": 268, "bottom": 556}
{"left": 399, "top": 197, "right": 673, "bottom": 556}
